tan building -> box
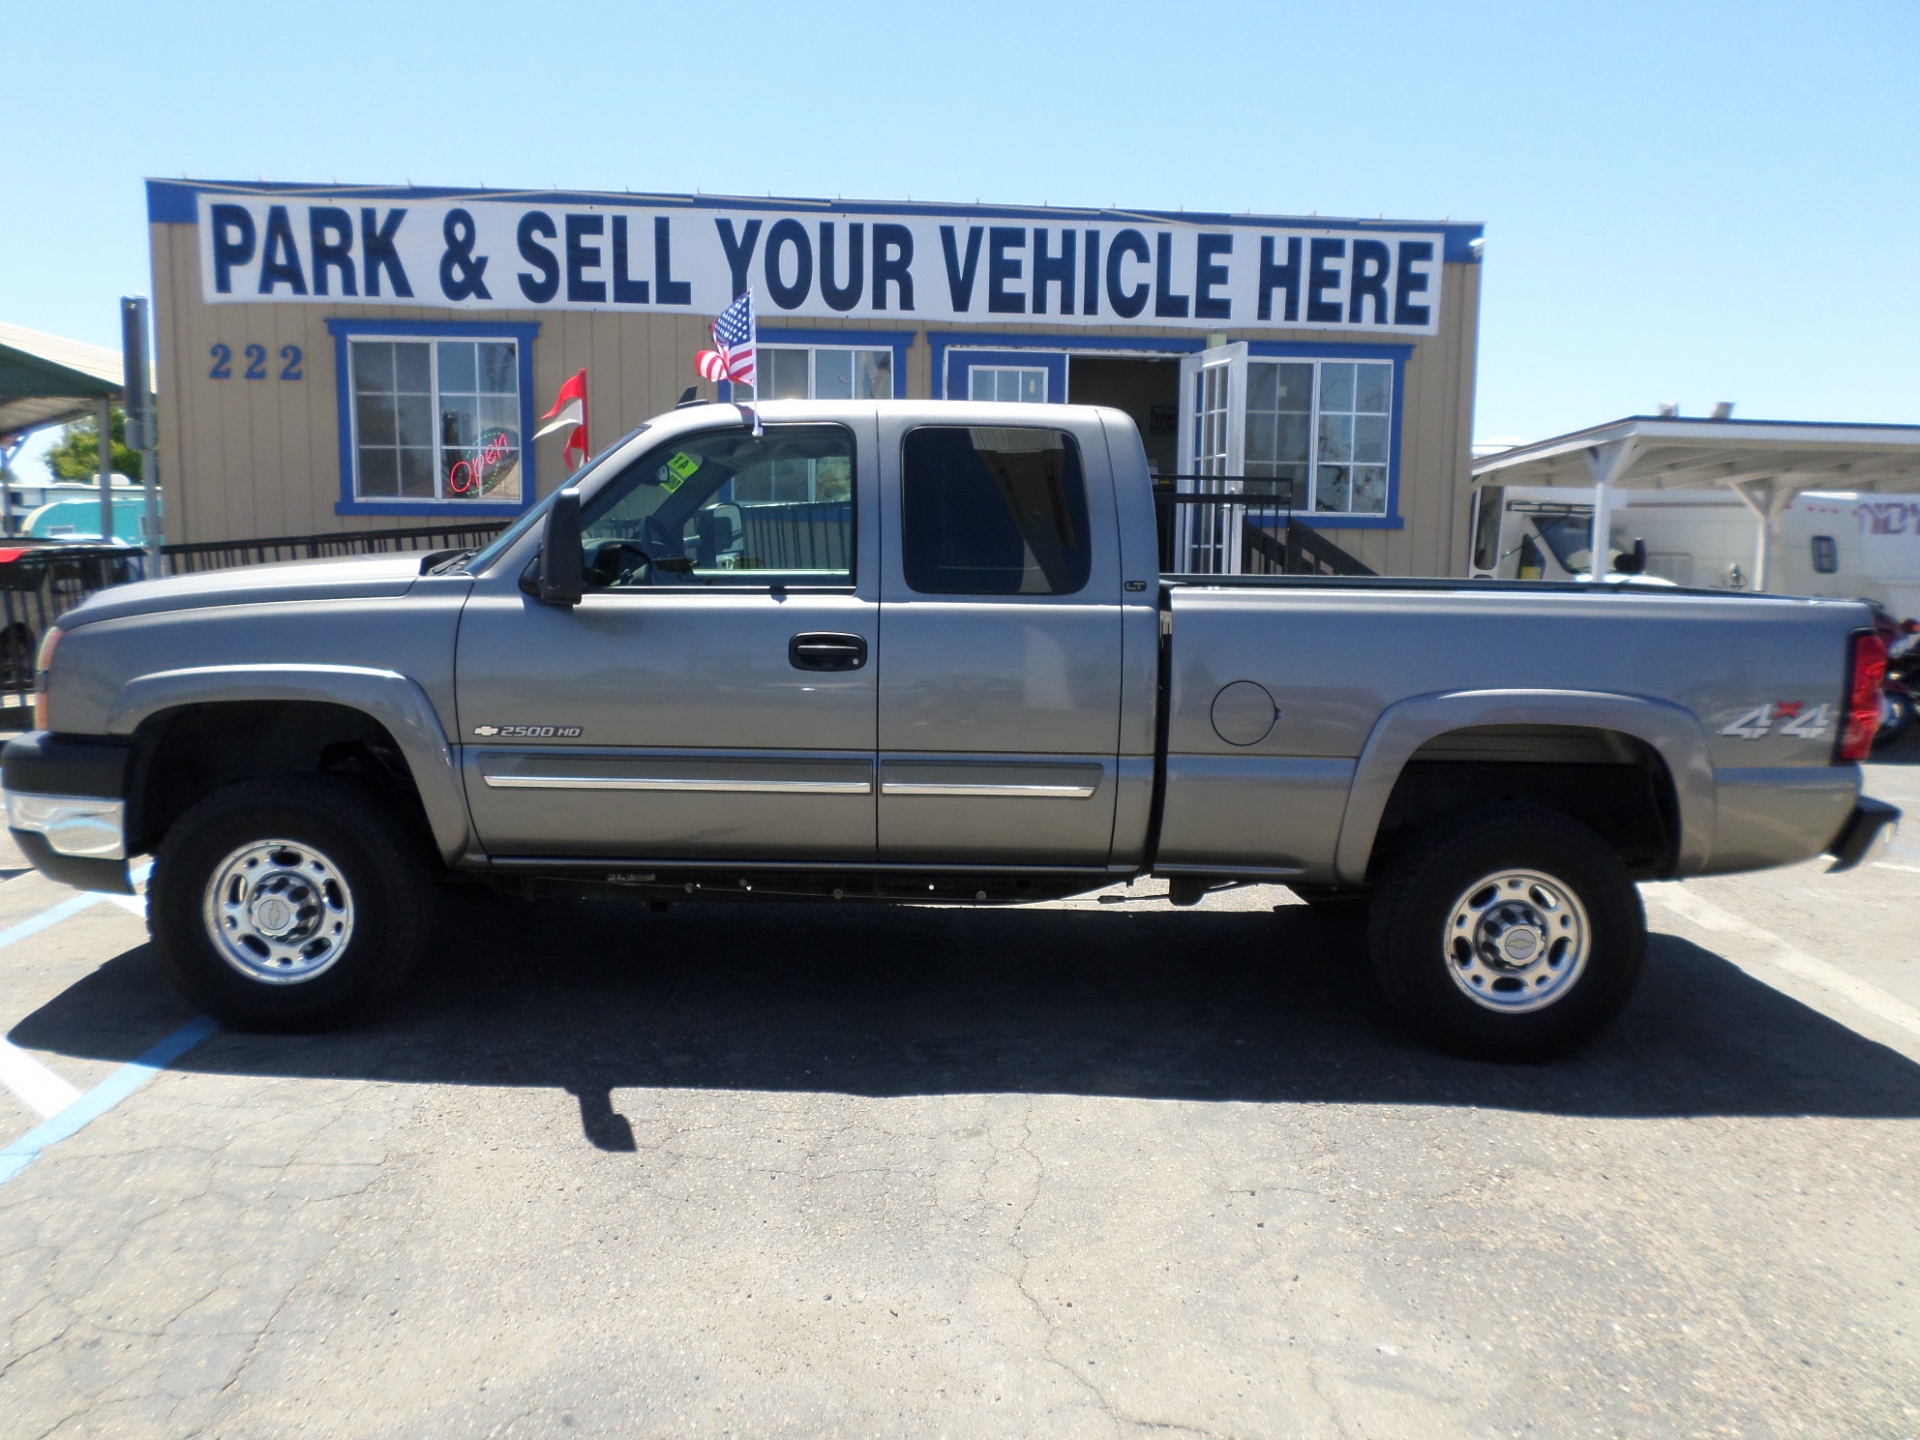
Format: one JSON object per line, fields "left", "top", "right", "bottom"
{"left": 146, "top": 179, "right": 1482, "bottom": 574}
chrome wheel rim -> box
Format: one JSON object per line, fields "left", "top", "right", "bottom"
{"left": 1444, "top": 868, "right": 1590, "bottom": 1013}
{"left": 202, "top": 839, "right": 356, "bottom": 985}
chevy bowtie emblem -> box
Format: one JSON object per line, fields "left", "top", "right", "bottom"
{"left": 472, "top": 725, "right": 500, "bottom": 737}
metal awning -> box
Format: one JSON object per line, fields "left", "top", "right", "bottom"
{"left": 0, "top": 320, "right": 124, "bottom": 437}
{"left": 1472, "top": 415, "right": 1920, "bottom": 587}
{"left": 1472, "top": 415, "right": 1920, "bottom": 494}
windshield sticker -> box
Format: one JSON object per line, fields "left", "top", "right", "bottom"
{"left": 659, "top": 451, "right": 701, "bottom": 493}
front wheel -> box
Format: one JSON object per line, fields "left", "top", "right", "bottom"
{"left": 149, "top": 777, "right": 432, "bottom": 1030}
{"left": 1367, "top": 805, "right": 1645, "bottom": 1060}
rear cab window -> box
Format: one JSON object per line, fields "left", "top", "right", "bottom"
{"left": 901, "top": 426, "right": 1090, "bottom": 596}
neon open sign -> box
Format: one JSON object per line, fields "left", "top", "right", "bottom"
{"left": 448, "top": 429, "right": 513, "bottom": 496}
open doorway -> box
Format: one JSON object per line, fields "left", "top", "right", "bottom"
{"left": 1068, "top": 356, "right": 1181, "bottom": 476}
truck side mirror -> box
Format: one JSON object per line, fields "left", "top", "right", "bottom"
{"left": 538, "top": 488, "right": 584, "bottom": 605}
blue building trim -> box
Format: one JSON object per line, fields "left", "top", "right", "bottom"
{"left": 1243, "top": 339, "right": 1413, "bottom": 531}
{"left": 324, "top": 318, "right": 541, "bottom": 518}
{"left": 722, "top": 327, "right": 915, "bottom": 400}
{"left": 145, "top": 178, "right": 1485, "bottom": 260}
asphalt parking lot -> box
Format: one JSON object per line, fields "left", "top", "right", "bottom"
{"left": 2, "top": 758, "right": 1917, "bottom": 1439}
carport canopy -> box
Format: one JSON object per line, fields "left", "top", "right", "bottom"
{"left": 0, "top": 320, "right": 123, "bottom": 437}
{"left": 1472, "top": 415, "right": 1920, "bottom": 588}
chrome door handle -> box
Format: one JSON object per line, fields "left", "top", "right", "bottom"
{"left": 789, "top": 632, "right": 868, "bottom": 671}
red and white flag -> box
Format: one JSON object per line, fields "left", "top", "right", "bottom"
{"left": 534, "top": 369, "right": 589, "bottom": 470}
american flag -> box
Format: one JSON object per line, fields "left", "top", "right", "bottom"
{"left": 696, "top": 290, "right": 756, "bottom": 386}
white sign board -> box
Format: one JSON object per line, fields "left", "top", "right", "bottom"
{"left": 196, "top": 194, "right": 1447, "bottom": 334}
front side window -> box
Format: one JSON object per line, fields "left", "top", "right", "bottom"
{"left": 1242, "top": 358, "right": 1392, "bottom": 515}
{"left": 969, "top": 367, "right": 1047, "bottom": 403}
{"left": 902, "top": 426, "right": 1089, "bottom": 595}
{"left": 733, "top": 346, "right": 892, "bottom": 401}
{"left": 350, "top": 338, "right": 522, "bottom": 503}
{"left": 577, "top": 423, "right": 854, "bottom": 588}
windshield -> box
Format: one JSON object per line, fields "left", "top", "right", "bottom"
{"left": 1533, "top": 512, "right": 1593, "bottom": 575}
{"left": 463, "top": 425, "right": 650, "bottom": 574}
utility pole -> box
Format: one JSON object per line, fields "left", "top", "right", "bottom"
{"left": 121, "top": 297, "right": 160, "bottom": 562}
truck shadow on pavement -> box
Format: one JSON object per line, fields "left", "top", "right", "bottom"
{"left": 11, "top": 891, "right": 1920, "bottom": 1150}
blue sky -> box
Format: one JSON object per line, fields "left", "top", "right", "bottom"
{"left": 6, "top": 0, "right": 1915, "bottom": 478}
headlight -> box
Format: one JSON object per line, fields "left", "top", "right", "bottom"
{"left": 33, "top": 626, "right": 60, "bottom": 732}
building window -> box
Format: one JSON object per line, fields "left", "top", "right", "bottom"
{"left": 1242, "top": 358, "right": 1392, "bottom": 515}
{"left": 1193, "top": 364, "right": 1230, "bottom": 475}
{"left": 349, "top": 337, "right": 523, "bottom": 503}
{"left": 734, "top": 346, "right": 892, "bottom": 402}
{"left": 968, "top": 366, "right": 1048, "bottom": 403}
{"left": 1811, "top": 534, "right": 1839, "bottom": 573}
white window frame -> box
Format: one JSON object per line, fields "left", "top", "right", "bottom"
{"left": 968, "top": 365, "right": 1050, "bottom": 404}
{"left": 734, "top": 345, "right": 894, "bottom": 402}
{"left": 1178, "top": 346, "right": 1394, "bottom": 520}
{"left": 346, "top": 334, "right": 525, "bottom": 506}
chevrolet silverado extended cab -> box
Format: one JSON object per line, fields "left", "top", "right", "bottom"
{"left": 3, "top": 401, "right": 1900, "bottom": 1058}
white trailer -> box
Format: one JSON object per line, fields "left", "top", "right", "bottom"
{"left": 1469, "top": 484, "right": 1920, "bottom": 619}
{"left": 1471, "top": 416, "right": 1920, "bottom": 621}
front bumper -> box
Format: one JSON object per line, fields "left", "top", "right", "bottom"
{"left": 1826, "top": 797, "right": 1901, "bottom": 873}
{"left": 2, "top": 731, "right": 134, "bottom": 894}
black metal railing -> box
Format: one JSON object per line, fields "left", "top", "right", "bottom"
{"left": 1151, "top": 477, "right": 1374, "bottom": 577}
{"left": 0, "top": 522, "right": 512, "bottom": 699}
{"left": 159, "top": 520, "right": 509, "bottom": 575}
{"left": 0, "top": 545, "right": 150, "bottom": 697}
{"left": 738, "top": 501, "right": 852, "bottom": 571}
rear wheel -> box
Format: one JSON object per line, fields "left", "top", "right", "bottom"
{"left": 149, "top": 777, "right": 431, "bottom": 1030}
{"left": 1367, "top": 805, "right": 1644, "bottom": 1060}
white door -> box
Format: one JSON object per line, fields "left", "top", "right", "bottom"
{"left": 1175, "top": 343, "right": 1247, "bottom": 574}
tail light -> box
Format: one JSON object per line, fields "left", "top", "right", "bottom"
{"left": 1839, "top": 628, "right": 1888, "bottom": 761}
{"left": 31, "top": 626, "right": 60, "bottom": 732}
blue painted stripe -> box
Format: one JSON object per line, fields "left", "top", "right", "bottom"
{"left": 0, "top": 1016, "right": 220, "bottom": 1186}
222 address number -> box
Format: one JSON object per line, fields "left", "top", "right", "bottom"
{"left": 210, "top": 344, "right": 302, "bottom": 381}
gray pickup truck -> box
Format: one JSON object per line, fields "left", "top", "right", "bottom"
{"left": 2, "top": 400, "right": 1899, "bottom": 1058}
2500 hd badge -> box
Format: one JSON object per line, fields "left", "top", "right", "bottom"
{"left": 471, "top": 724, "right": 583, "bottom": 738}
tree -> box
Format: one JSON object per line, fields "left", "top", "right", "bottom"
{"left": 46, "top": 408, "right": 142, "bottom": 482}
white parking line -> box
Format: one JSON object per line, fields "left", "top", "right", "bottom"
{"left": 1646, "top": 885, "right": 1920, "bottom": 1042}
{"left": 0, "top": 863, "right": 211, "bottom": 1186}
{"left": 0, "top": 1037, "right": 82, "bottom": 1117}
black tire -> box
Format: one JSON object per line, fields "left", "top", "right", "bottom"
{"left": 149, "top": 776, "right": 432, "bottom": 1030}
{"left": 1366, "top": 805, "right": 1644, "bottom": 1061}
